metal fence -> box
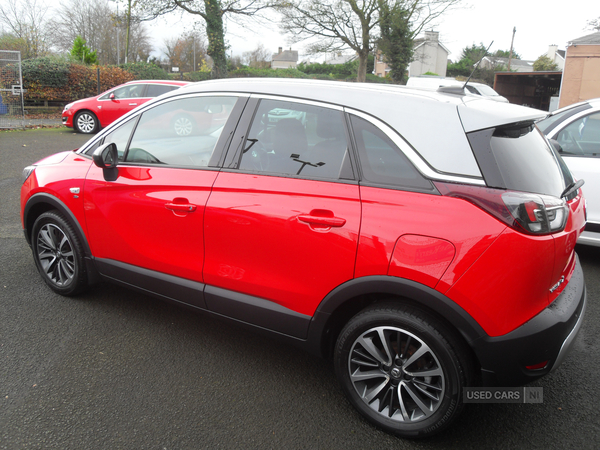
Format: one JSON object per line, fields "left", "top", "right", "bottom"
{"left": 0, "top": 50, "right": 25, "bottom": 129}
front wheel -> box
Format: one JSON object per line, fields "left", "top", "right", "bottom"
{"left": 74, "top": 111, "right": 98, "bottom": 134}
{"left": 334, "top": 303, "right": 472, "bottom": 438}
{"left": 31, "top": 211, "right": 88, "bottom": 296}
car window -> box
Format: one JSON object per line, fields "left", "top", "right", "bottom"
{"left": 349, "top": 115, "right": 432, "bottom": 189}
{"left": 146, "top": 84, "right": 179, "bottom": 97}
{"left": 238, "top": 99, "right": 352, "bottom": 179}
{"left": 102, "top": 118, "right": 137, "bottom": 161}
{"left": 123, "top": 96, "right": 237, "bottom": 167}
{"left": 556, "top": 112, "right": 600, "bottom": 157}
{"left": 113, "top": 84, "right": 146, "bottom": 99}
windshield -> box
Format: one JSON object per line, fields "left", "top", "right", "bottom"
{"left": 471, "top": 84, "right": 499, "bottom": 97}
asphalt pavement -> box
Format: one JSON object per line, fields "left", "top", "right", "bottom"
{"left": 1, "top": 128, "right": 599, "bottom": 449}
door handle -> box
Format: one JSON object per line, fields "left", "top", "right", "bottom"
{"left": 297, "top": 210, "right": 346, "bottom": 228}
{"left": 129, "top": 103, "right": 138, "bottom": 106}
{"left": 165, "top": 201, "right": 197, "bottom": 213}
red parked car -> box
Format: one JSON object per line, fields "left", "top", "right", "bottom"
{"left": 61, "top": 80, "right": 189, "bottom": 134}
{"left": 22, "top": 79, "right": 587, "bottom": 438}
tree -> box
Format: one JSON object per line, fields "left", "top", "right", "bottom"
{"left": 493, "top": 49, "right": 521, "bottom": 60}
{"left": 164, "top": 30, "right": 208, "bottom": 72}
{"left": 49, "top": 0, "right": 153, "bottom": 65}
{"left": 533, "top": 54, "right": 558, "bottom": 71}
{"left": 0, "top": 0, "right": 51, "bottom": 58}
{"left": 587, "top": 17, "right": 600, "bottom": 31}
{"left": 377, "top": 1, "right": 413, "bottom": 83}
{"left": 278, "top": 0, "right": 460, "bottom": 83}
{"left": 134, "top": 0, "right": 273, "bottom": 79}
{"left": 243, "top": 43, "right": 271, "bottom": 69}
{"left": 71, "top": 35, "right": 98, "bottom": 64}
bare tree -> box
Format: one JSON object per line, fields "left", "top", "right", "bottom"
{"left": 163, "top": 30, "right": 208, "bottom": 71}
{"left": 134, "top": 0, "right": 274, "bottom": 78}
{"left": 0, "top": 0, "right": 51, "bottom": 58}
{"left": 278, "top": 0, "right": 462, "bottom": 82}
{"left": 48, "top": 0, "right": 153, "bottom": 65}
{"left": 243, "top": 43, "right": 271, "bottom": 68}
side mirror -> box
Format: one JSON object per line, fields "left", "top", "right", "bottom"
{"left": 110, "top": 92, "right": 116, "bottom": 101}
{"left": 93, "top": 143, "right": 119, "bottom": 181}
{"left": 93, "top": 142, "right": 118, "bottom": 168}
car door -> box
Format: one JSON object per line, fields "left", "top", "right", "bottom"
{"left": 83, "top": 94, "right": 246, "bottom": 306}
{"left": 203, "top": 97, "right": 361, "bottom": 338}
{"left": 99, "top": 84, "right": 148, "bottom": 126}
{"left": 554, "top": 110, "right": 600, "bottom": 238}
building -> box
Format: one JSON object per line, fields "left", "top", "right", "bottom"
{"left": 480, "top": 56, "right": 534, "bottom": 72}
{"left": 546, "top": 45, "right": 566, "bottom": 70}
{"left": 271, "top": 47, "right": 299, "bottom": 69}
{"left": 374, "top": 31, "right": 449, "bottom": 78}
{"left": 559, "top": 32, "right": 600, "bottom": 108}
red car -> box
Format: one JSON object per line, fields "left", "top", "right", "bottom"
{"left": 61, "top": 80, "right": 189, "bottom": 134}
{"left": 23, "top": 79, "right": 587, "bottom": 438}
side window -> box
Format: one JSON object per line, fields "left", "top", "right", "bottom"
{"left": 350, "top": 115, "right": 431, "bottom": 189}
{"left": 146, "top": 84, "right": 178, "bottom": 97}
{"left": 124, "top": 96, "right": 237, "bottom": 167}
{"left": 238, "top": 99, "right": 352, "bottom": 179}
{"left": 557, "top": 112, "right": 600, "bottom": 156}
{"left": 102, "top": 118, "right": 137, "bottom": 161}
{"left": 113, "top": 84, "right": 145, "bottom": 99}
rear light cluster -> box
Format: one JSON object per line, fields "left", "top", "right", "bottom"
{"left": 435, "top": 182, "right": 569, "bottom": 235}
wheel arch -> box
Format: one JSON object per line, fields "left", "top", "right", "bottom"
{"left": 24, "top": 193, "right": 91, "bottom": 257}
{"left": 307, "top": 276, "right": 487, "bottom": 362}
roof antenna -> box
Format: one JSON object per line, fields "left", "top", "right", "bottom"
{"left": 438, "top": 41, "right": 494, "bottom": 96}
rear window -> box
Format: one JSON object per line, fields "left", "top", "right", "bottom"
{"left": 469, "top": 123, "right": 567, "bottom": 197}
{"left": 537, "top": 104, "right": 591, "bottom": 135}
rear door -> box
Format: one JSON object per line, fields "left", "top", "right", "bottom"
{"left": 203, "top": 97, "right": 361, "bottom": 337}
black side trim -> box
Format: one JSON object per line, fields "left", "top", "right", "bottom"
{"left": 204, "top": 285, "right": 311, "bottom": 339}
{"left": 305, "top": 276, "right": 488, "bottom": 358}
{"left": 585, "top": 222, "right": 600, "bottom": 233}
{"left": 95, "top": 258, "right": 206, "bottom": 309}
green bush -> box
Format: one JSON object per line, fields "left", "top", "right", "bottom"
{"left": 228, "top": 67, "right": 309, "bottom": 78}
{"left": 22, "top": 56, "right": 71, "bottom": 88}
{"left": 119, "top": 62, "right": 169, "bottom": 80}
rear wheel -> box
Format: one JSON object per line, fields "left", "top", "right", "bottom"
{"left": 31, "top": 211, "right": 88, "bottom": 296}
{"left": 74, "top": 111, "right": 98, "bottom": 134}
{"left": 334, "top": 303, "right": 471, "bottom": 438}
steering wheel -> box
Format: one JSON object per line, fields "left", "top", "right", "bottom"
{"left": 564, "top": 130, "right": 585, "bottom": 155}
{"left": 127, "top": 148, "right": 162, "bottom": 164}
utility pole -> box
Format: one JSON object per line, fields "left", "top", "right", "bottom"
{"left": 125, "top": 0, "right": 132, "bottom": 64}
{"left": 508, "top": 26, "right": 516, "bottom": 71}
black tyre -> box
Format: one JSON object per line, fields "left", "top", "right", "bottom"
{"left": 31, "top": 211, "right": 88, "bottom": 296}
{"left": 334, "top": 303, "right": 472, "bottom": 438}
{"left": 74, "top": 111, "right": 98, "bottom": 134}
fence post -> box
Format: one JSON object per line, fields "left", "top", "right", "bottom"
{"left": 97, "top": 67, "right": 101, "bottom": 95}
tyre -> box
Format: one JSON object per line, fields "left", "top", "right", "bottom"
{"left": 172, "top": 114, "right": 195, "bottom": 136}
{"left": 74, "top": 111, "right": 98, "bottom": 134}
{"left": 31, "top": 211, "right": 88, "bottom": 296}
{"left": 334, "top": 303, "right": 472, "bottom": 438}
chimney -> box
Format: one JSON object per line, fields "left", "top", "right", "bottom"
{"left": 278, "top": 47, "right": 282, "bottom": 54}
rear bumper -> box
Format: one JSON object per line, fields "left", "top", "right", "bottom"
{"left": 472, "top": 254, "right": 586, "bottom": 387}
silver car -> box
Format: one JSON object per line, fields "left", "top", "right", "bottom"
{"left": 538, "top": 98, "right": 600, "bottom": 246}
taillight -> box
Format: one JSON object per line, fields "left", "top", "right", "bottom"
{"left": 435, "top": 182, "right": 569, "bottom": 235}
{"left": 502, "top": 192, "right": 568, "bottom": 234}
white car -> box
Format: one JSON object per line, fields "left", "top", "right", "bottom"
{"left": 538, "top": 98, "right": 600, "bottom": 246}
{"left": 406, "top": 77, "right": 509, "bottom": 102}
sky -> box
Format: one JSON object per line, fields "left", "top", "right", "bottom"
{"left": 145, "top": 0, "right": 598, "bottom": 63}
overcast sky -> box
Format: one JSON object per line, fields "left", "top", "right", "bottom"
{"left": 146, "top": 0, "right": 596, "bottom": 62}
